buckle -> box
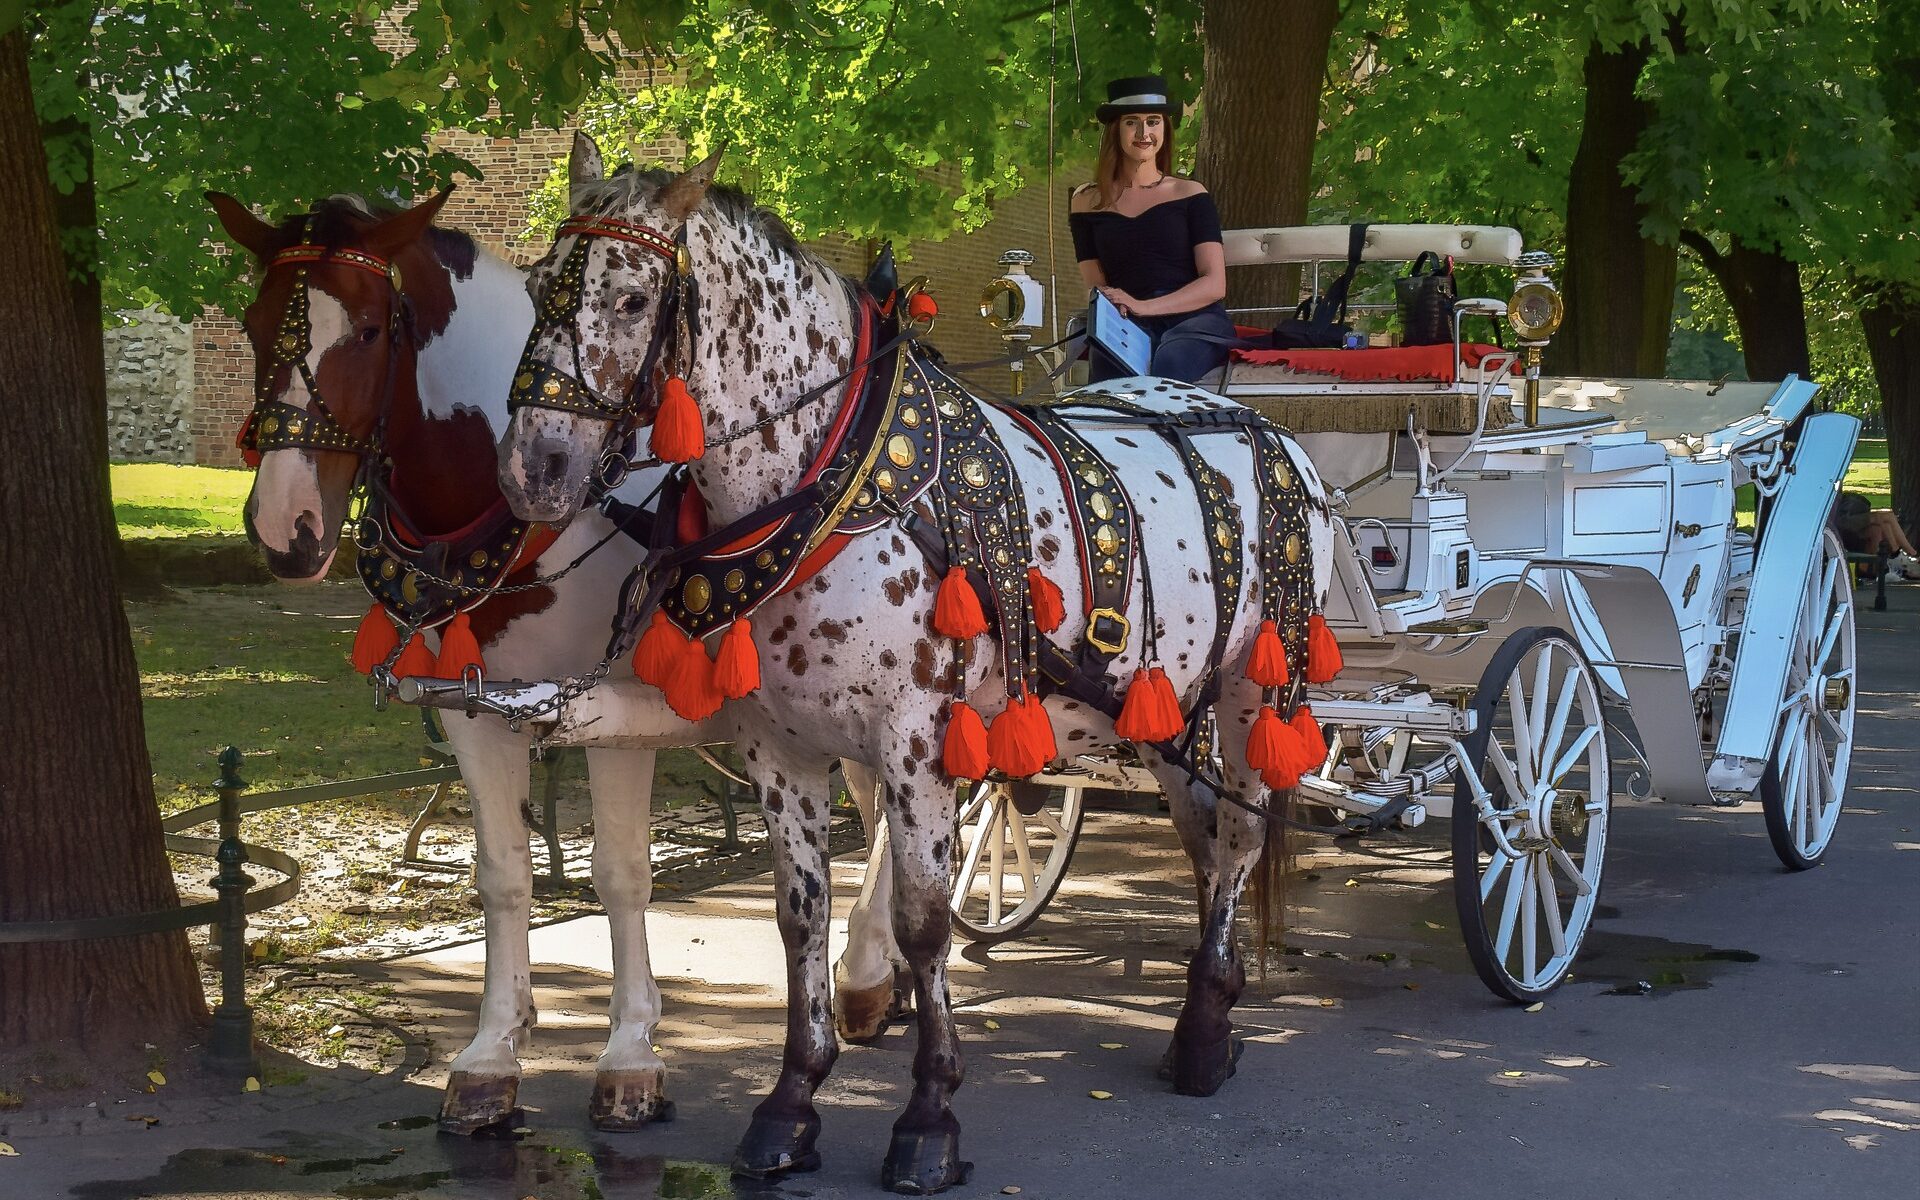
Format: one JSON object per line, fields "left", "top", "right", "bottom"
{"left": 1084, "top": 606, "right": 1130, "bottom": 655}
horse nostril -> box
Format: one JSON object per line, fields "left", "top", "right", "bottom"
{"left": 531, "top": 436, "right": 573, "bottom": 486}
{"left": 294, "top": 510, "right": 323, "bottom": 544}
{"left": 544, "top": 451, "right": 569, "bottom": 481}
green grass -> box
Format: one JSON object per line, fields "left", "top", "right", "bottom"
{"left": 112, "top": 463, "right": 252, "bottom": 538}
{"left": 1846, "top": 438, "right": 1890, "bottom": 509}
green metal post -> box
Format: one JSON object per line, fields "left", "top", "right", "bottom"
{"left": 204, "top": 746, "right": 260, "bottom": 1077}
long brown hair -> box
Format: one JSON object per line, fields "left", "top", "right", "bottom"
{"left": 1090, "top": 116, "right": 1176, "bottom": 211}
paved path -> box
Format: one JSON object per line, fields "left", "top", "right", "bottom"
{"left": 12, "top": 587, "right": 1918, "bottom": 1198}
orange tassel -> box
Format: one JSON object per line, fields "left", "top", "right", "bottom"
{"left": 650, "top": 375, "right": 705, "bottom": 463}
{"left": 1306, "top": 613, "right": 1343, "bottom": 683}
{"left": 1261, "top": 760, "right": 1302, "bottom": 791}
{"left": 662, "top": 636, "right": 725, "bottom": 722}
{"left": 907, "top": 292, "right": 939, "bottom": 323}
{"left": 434, "top": 612, "right": 485, "bottom": 677}
{"left": 943, "top": 700, "right": 991, "bottom": 780}
{"left": 1246, "top": 705, "right": 1302, "bottom": 773}
{"left": 1290, "top": 706, "right": 1326, "bottom": 773}
{"left": 1247, "top": 618, "right": 1290, "bottom": 687}
{"left": 934, "top": 566, "right": 988, "bottom": 639}
{"left": 988, "top": 693, "right": 1056, "bottom": 777}
{"left": 350, "top": 604, "right": 400, "bottom": 675}
{"left": 1146, "top": 666, "right": 1187, "bottom": 741}
{"left": 1028, "top": 567, "right": 1065, "bottom": 633}
{"left": 392, "top": 632, "right": 436, "bottom": 680}
{"left": 713, "top": 618, "right": 761, "bottom": 699}
{"left": 632, "top": 610, "right": 690, "bottom": 686}
{"left": 1113, "top": 669, "right": 1158, "bottom": 741}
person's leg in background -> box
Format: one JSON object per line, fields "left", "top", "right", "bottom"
{"left": 1150, "top": 307, "right": 1237, "bottom": 384}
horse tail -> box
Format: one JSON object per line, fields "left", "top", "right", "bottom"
{"left": 1247, "top": 786, "right": 1293, "bottom": 978}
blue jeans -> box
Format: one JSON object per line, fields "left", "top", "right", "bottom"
{"left": 1090, "top": 303, "right": 1237, "bottom": 384}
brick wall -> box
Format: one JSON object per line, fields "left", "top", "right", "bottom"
{"left": 191, "top": 105, "right": 1089, "bottom": 465}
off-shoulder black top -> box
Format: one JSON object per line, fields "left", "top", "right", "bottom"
{"left": 1068, "top": 191, "right": 1224, "bottom": 303}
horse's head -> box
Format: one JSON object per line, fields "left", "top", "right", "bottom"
{"left": 209, "top": 188, "right": 452, "bottom": 580}
{"left": 499, "top": 134, "right": 725, "bottom": 523}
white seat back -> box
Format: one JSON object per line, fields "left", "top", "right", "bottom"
{"left": 1223, "top": 224, "right": 1525, "bottom": 269}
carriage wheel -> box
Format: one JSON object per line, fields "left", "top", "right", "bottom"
{"left": 1452, "top": 627, "right": 1612, "bottom": 1003}
{"left": 949, "top": 779, "right": 1087, "bottom": 944}
{"left": 1760, "top": 529, "right": 1856, "bottom": 870}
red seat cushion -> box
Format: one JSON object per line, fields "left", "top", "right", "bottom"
{"left": 1230, "top": 343, "right": 1505, "bottom": 385}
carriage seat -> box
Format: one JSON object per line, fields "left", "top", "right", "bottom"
{"left": 1200, "top": 342, "right": 1514, "bottom": 435}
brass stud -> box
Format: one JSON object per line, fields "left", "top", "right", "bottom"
{"left": 900, "top": 406, "right": 921, "bottom": 428}
{"left": 683, "top": 574, "right": 712, "bottom": 614}
{"left": 1089, "top": 492, "right": 1114, "bottom": 520}
{"left": 901, "top": 382, "right": 917, "bottom": 396}
{"left": 875, "top": 468, "right": 895, "bottom": 492}
{"left": 887, "top": 434, "right": 914, "bottom": 468}
{"left": 855, "top": 488, "right": 874, "bottom": 507}
{"left": 724, "top": 568, "right": 746, "bottom": 592}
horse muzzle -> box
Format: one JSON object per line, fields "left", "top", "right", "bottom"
{"left": 498, "top": 409, "right": 599, "bottom": 523}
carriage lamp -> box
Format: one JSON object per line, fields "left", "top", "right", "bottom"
{"left": 981, "top": 249, "right": 1044, "bottom": 396}
{"left": 1509, "top": 251, "right": 1561, "bottom": 425}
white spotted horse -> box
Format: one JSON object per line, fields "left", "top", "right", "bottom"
{"left": 207, "top": 189, "right": 909, "bottom": 1136}
{"left": 496, "top": 135, "right": 1342, "bottom": 1194}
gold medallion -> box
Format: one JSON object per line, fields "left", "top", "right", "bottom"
{"left": 262, "top": 416, "right": 279, "bottom": 435}
{"left": 401, "top": 571, "right": 422, "bottom": 604}
{"left": 1271, "top": 461, "right": 1294, "bottom": 490}
{"left": 279, "top": 334, "right": 297, "bottom": 352}
{"left": 900, "top": 406, "right": 921, "bottom": 428}
{"left": 1079, "top": 463, "right": 1106, "bottom": 487}
{"left": 683, "top": 574, "right": 712, "bottom": 614}
{"left": 284, "top": 417, "right": 303, "bottom": 435}
{"left": 1215, "top": 521, "right": 1233, "bottom": 549}
{"left": 515, "top": 371, "right": 534, "bottom": 392}
{"left": 724, "top": 569, "right": 746, "bottom": 593}
{"left": 470, "top": 550, "right": 489, "bottom": 569}
{"left": 960, "top": 457, "right": 989, "bottom": 488}
{"left": 874, "top": 468, "right": 895, "bottom": 492}
{"left": 755, "top": 550, "right": 775, "bottom": 569}
{"left": 887, "top": 434, "right": 914, "bottom": 468}
{"left": 1089, "top": 492, "right": 1114, "bottom": 520}
{"left": 1094, "top": 524, "right": 1120, "bottom": 555}
{"left": 1284, "top": 533, "right": 1302, "bottom": 564}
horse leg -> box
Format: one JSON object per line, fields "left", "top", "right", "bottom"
{"left": 877, "top": 758, "right": 972, "bottom": 1195}
{"left": 1162, "top": 763, "right": 1220, "bottom": 921}
{"left": 583, "top": 746, "right": 673, "bottom": 1130}
{"left": 438, "top": 722, "right": 536, "bottom": 1132}
{"left": 732, "top": 743, "right": 839, "bottom": 1180}
{"left": 835, "top": 760, "right": 908, "bottom": 1043}
{"left": 1156, "top": 699, "right": 1271, "bottom": 1097}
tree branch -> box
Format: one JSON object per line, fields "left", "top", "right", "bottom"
{"left": 1678, "top": 228, "right": 1726, "bottom": 277}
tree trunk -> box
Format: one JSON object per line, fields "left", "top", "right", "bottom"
{"left": 1193, "top": 0, "right": 1340, "bottom": 317}
{"left": 1679, "top": 232, "right": 1812, "bottom": 382}
{"left": 1862, "top": 293, "right": 1920, "bottom": 539}
{"left": 0, "top": 31, "right": 205, "bottom": 1049}
{"left": 1548, "top": 39, "right": 1678, "bottom": 378}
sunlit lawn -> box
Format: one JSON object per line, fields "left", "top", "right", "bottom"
{"left": 112, "top": 462, "right": 251, "bottom": 538}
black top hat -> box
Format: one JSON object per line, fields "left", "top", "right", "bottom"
{"left": 1096, "top": 75, "right": 1181, "bottom": 125}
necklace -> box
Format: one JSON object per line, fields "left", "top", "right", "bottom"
{"left": 1125, "top": 173, "right": 1167, "bottom": 190}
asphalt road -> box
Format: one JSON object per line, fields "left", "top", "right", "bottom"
{"left": 23, "top": 586, "right": 1920, "bottom": 1200}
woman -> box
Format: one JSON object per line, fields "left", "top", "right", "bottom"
{"left": 1069, "top": 74, "right": 1234, "bottom": 384}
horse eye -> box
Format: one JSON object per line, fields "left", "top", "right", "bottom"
{"left": 614, "top": 292, "right": 648, "bottom": 317}
{"left": 358, "top": 325, "right": 382, "bottom": 344}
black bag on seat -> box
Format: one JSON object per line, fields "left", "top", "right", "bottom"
{"left": 1269, "top": 222, "right": 1368, "bottom": 349}
{"left": 1396, "top": 251, "right": 1457, "bottom": 346}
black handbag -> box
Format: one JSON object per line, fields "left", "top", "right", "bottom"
{"left": 1396, "top": 251, "right": 1457, "bottom": 346}
{"left": 1270, "top": 222, "right": 1368, "bottom": 350}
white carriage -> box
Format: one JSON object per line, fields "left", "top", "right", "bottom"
{"left": 955, "top": 223, "right": 1859, "bottom": 1001}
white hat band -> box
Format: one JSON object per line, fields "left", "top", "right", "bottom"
{"left": 1108, "top": 92, "right": 1169, "bottom": 108}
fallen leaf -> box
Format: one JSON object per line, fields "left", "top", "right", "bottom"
{"left": 1319, "top": 998, "right": 1337, "bottom": 1007}
{"left": 1543, "top": 1056, "right": 1609, "bottom": 1069}
{"left": 0, "top": 1143, "right": 16, "bottom": 1157}
{"left": 147, "top": 1070, "right": 166, "bottom": 1086}
{"left": 126, "top": 1115, "right": 160, "bottom": 1127}
{"left": 1501, "top": 1070, "right": 1525, "bottom": 1078}
{"left": 1404, "top": 983, "right": 1420, "bottom": 991}
{"left": 244, "top": 1077, "right": 261, "bottom": 1093}
{"left": 984, "top": 1019, "right": 1000, "bottom": 1030}
{"left": 1002, "top": 1188, "right": 1023, "bottom": 1195}
{"left": 1344, "top": 878, "right": 1359, "bottom": 887}
{"left": 1524, "top": 1003, "right": 1544, "bottom": 1013}
{"left": 1423, "top": 921, "right": 1445, "bottom": 930}
{"left": 1099, "top": 1042, "right": 1125, "bottom": 1050}
{"left": 1088, "top": 1090, "right": 1113, "bottom": 1100}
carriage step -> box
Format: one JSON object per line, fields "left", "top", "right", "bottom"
{"left": 1405, "top": 617, "right": 1489, "bottom": 637}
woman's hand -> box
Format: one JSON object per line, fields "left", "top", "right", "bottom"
{"left": 1098, "top": 286, "right": 1146, "bottom": 317}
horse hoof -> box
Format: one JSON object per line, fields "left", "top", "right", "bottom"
{"left": 439, "top": 1071, "right": 519, "bottom": 1134}
{"left": 731, "top": 1111, "right": 822, "bottom": 1179}
{"left": 880, "top": 1127, "right": 972, "bottom": 1195}
{"left": 836, "top": 975, "right": 896, "bottom": 1044}
{"left": 1168, "top": 1034, "right": 1238, "bottom": 1097}
{"left": 590, "top": 1069, "right": 675, "bottom": 1130}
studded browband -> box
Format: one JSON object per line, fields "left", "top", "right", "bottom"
{"left": 236, "top": 243, "right": 408, "bottom": 460}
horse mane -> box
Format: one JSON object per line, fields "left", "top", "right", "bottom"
{"left": 580, "top": 165, "right": 821, "bottom": 274}
{"left": 267, "top": 194, "right": 480, "bottom": 281}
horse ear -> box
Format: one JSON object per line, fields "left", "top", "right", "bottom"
{"left": 363, "top": 187, "right": 454, "bottom": 259}
{"left": 206, "top": 192, "right": 276, "bottom": 261}
{"left": 659, "top": 144, "right": 726, "bottom": 223}
{"left": 570, "top": 132, "right": 607, "bottom": 203}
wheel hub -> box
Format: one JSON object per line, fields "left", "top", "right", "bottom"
{"left": 1822, "top": 675, "right": 1850, "bottom": 713}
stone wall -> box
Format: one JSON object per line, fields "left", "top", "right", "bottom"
{"left": 106, "top": 309, "right": 193, "bottom": 462}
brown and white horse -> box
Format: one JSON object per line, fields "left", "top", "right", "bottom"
{"left": 496, "top": 138, "right": 1336, "bottom": 1193}
{"left": 208, "top": 190, "right": 905, "bottom": 1134}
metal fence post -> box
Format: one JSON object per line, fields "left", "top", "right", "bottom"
{"left": 204, "top": 746, "right": 261, "bottom": 1077}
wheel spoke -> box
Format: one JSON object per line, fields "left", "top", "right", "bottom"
{"left": 951, "top": 793, "right": 996, "bottom": 911}
{"left": 1519, "top": 856, "right": 1539, "bottom": 988}
{"left": 1509, "top": 667, "right": 1537, "bottom": 791}
{"left": 1494, "top": 850, "right": 1527, "bottom": 964}
{"left": 1548, "top": 724, "right": 1601, "bottom": 788}
{"left": 987, "top": 802, "right": 1006, "bottom": 924}
{"left": 1006, "top": 804, "right": 1039, "bottom": 902}
{"left": 1547, "top": 839, "right": 1594, "bottom": 896}
{"left": 1528, "top": 651, "right": 1553, "bottom": 777}
{"left": 1034, "top": 804, "right": 1066, "bottom": 838}
{"left": 1481, "top": 846, "right": 1513, "bottom": 902}
{"left": 1541, "top": 666, "right": 1580, "bottom": 783}
{"left": 1537, "top": 853, "right": 1568, "bottom": 960}
{"left": 1485, "top": 739, "right": 1529, "bottom": 807}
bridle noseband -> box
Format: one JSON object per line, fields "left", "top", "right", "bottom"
{"left": 238, "top": 242, "right": 412, "bottom": 466}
